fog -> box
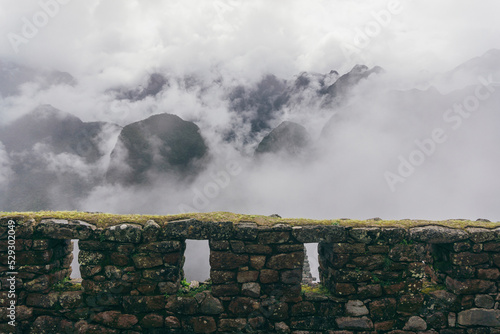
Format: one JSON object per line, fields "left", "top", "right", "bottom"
{"left": 1, "top": 0, "right": 500, "bottom": 219}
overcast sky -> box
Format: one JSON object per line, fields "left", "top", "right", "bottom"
{"left": 1, "top": 0, "right": 500, "bottom": 223}
{"left": 1, "top": 0, "right": 499, "bottom": 79}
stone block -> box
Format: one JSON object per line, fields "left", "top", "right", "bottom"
{"left": 457, "top": 308, "right": 500, "bottom": 327}
{"left": 267, "top": 252, "right": 304, "bottom": 270}
{"left": 336, "top": 316, "right": 374, "bottom": 330}
{"left": 409, "top": 225, "right": 469, "bottom": 243}
{"left": 210, "top": 251, "right": 248, "bottom": 270}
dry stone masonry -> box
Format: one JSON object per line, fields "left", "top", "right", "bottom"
{"left": 1, "top": 216, "right": 500, "bottom": 333}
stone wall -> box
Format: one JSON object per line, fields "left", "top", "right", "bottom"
{"left": 1, "top": 216, "right": 500, "bottom": 333}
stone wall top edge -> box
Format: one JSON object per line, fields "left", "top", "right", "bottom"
{"left": 2, "top": 215, "right": 500, "bottom": 243}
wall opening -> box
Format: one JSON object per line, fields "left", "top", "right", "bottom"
{"left": 304, "top": 243, "right": 320, "bottom": 285}
{"left": 70, "top": 239, "right": 81, "bottom": 280}
{"left": 183, "top": 239, "right": 210, "bottom": 283}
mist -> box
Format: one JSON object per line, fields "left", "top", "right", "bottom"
{"left": 1, "top": 0, "right": 500, "bottom": 222}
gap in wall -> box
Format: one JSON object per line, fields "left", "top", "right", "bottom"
{"left": 70, "top": 239, "right": 81, "bottom": 279}
{"left": 183, "top": 239, "right": 210, "bottom": 283}
{"left": 304, "top": 243, "right": 320, "bottom": 284}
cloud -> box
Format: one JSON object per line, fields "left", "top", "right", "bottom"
{"left": 1, "top": 0, "right": 500, "bottom": 223}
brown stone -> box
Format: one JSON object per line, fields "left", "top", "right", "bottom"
{"left": 137, "top": 240, "right": 183, "bottom": 252}
{"left": 142, "top": 266, "right": 179, "bottom": 281}
{"left": 258, "top": 231, "right": 290, "bottom": 244}
{"left": 132, "top": 254, "right": 163, "bottom": 269}
{"left": 291, "top": 301, "right": 315, "bottom": 316}
{"left": 357, "top": 284, "right": 383, "bottom": 298}
{"left": 163, "top": 252, "right": 182, "bottom": 265}
{"left": 248, "top": 316, "right": 266, "bottom": 329}
{"left": 375, "top": 320, "right": 396, "bottom": 331}
{"left": 260, "top": 269, "right": 279, "bottom": 283}
{"left": 453, "top": 242, "right": 471, "bottom": 252}
{"left": 17, "top": 250, "right": 53, "bottom": 265}
{"left": 78, "top": 250, "right": 105, "bottom": 266}
{"left": 332, "top": 243, "right": 365, "bottom": 254}
{"left": 335, "top": 283, "right": 356, "bottom": 296}
{"left": 450, "top": 252, "right": 489, "bottom": 266}
{"left": 368, "top": 245, "right": 390, "bottom": 253}
{"left": 242, "top": 282, "right": 261, "bottom": 298}
{"left": 230, "top": 240, "right": 246, "bottom": 253}
{"left": 426, "top": 312, "right": 447, "bottom": 329}
{"left": 250, "top": 255, "right": 266, "bottom": 269}
{"left": 484, "top": 242, "right": 500, "bottom": 252}
{"left": 275, "top": 244, "right": 304, "bottom": 253}
{"left": 280, "top": 269, "right": 302, "bottom": 284}
{"left": 167, "top": 297, "right": 199, "bottom": 315}
{"left": 383, "top": 282, "right": 406, "bottom": 295}
{"left": 137, "top": 284, "right": 157, "bottom": 295}
{"left": 211, "top": 270, "right": 236, "bottom": 284}
{"left": 351, "top": 254, "right": 386, "bottom": 269}
{"left": 210, "top": 251, "right": 248, "bottom": 270}
{"left": 30, "top": 316, "right": 61, "bottom": 333}
{"left": 270, "top": 301, "right": 289, "bottom": 320}
{"left": 122, "top": 295, "right": 166, "bottom": 312}
{"left": 267, "top": 252, "right": 304, "bottom": 270}
{"left": 80, "top": 265, "right": 102, "bottom": 278}
{"left": 446, "top": 277, "right": 496, "bottom": 294}
{"left": 245, "top": 244, "right": 273, "bottom": 254}
{"left": 467, "top": 227, "right": 496, "bottom": 243}
{"left": 211, "top": 283, "right": 240, "bottom": 297}
{"left": 59, "top": 291, "right": 83, "bottom": 308}
{"left": 229, "top": 297, "right": 258, "bottom": 316}
{"left": 333, "top": 269, "right": 371, "bottom": 283}
{"left": 388, "top": 244, "right": 428, "bottom": 262}
{"left": 110, "top": 252, "right": 130, "bottom": 266}
{"left": 237, "top": 270, "right": 259, "bottom": 283}
{"left": 79, "top": 240, "right": 116, "bottom": 251}
{"left": 369, "top": 298, "right": 397, "bottom": 321}
{"left": 199, "top": 294, "right": 224, "bottom": 315}
{"left": 209, "top": 240, "right": 230, "bottom": 250}
{"left": 16, "top": 305, "right": 33, "bottom": 321}
{"left": 75, "top": 320, "right": 119, "bottom": 334}
{"left": 336, "top": 316, "right": 374, "bottom": 330}
{"left": 397, "top": 294, "right": 424, "bottom": 314}
{"left": 165, "top": 316, "right": 181, "bottom": 328}
{"left": 323, "top": 253, "right": 350, "bottom": 268}
{"left": 26, "top": 292, "right": 59, "bottom": 308}
{"left": 189, "top": 316, "right": 217, "bottom": 333}
{"left": 478, "top": 268, "right": 500, "bottom": 280}
{"left": 493, "top": 254, "right": 500, "bottom": 268}
{"left": 457, "top": 308, "right": 500, "bottom": 327}
{"left": 93, "top": 311, "right": 138, "bottom": 329}
{"left": 219, "top": 318, "right": 247, "bottom": 331}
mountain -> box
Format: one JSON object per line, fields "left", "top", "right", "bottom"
{"left": 225, "top": 65, "right": 382, "bottom": 144}
{"left": 114, "top": 73, "right": 169, "bottom": 101}
{"left": 435, "top": 49, "right": 500, "bottom": 91}
{"left": 0, "top": 105, "right": 109, "bottom": 163}
{"left": 0, "top": 59, "right": 76, "bottom": 97}
{"left": 106, "top": 113, "right": 208, "bottom": 185}
{"left": 255, "top": 121, "right": 311, "bottom": 156}
{"left": 320, "top": 64, "right": 383, "bottom": 103}
{"left": 0, "top": 105, "right": 120, "bottom": 211}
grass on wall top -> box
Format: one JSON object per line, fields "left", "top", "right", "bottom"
{"left": 1, "top": 211, "right": 500, "bottom": 230}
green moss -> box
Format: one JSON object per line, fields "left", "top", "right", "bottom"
{"left": 176, "top": 281, "right": 212, "bottom": 297}
{"left": 421, "top": 284, "right": 446, "bottom": 294}
{"left": 1, "top": 210, "right": 499, "bottom": 229}
{"left": 301, "top": 284, "right": 331, "bottom": 296}
{"left": 52, "top": 277, "right": 82, "bottom": 292}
